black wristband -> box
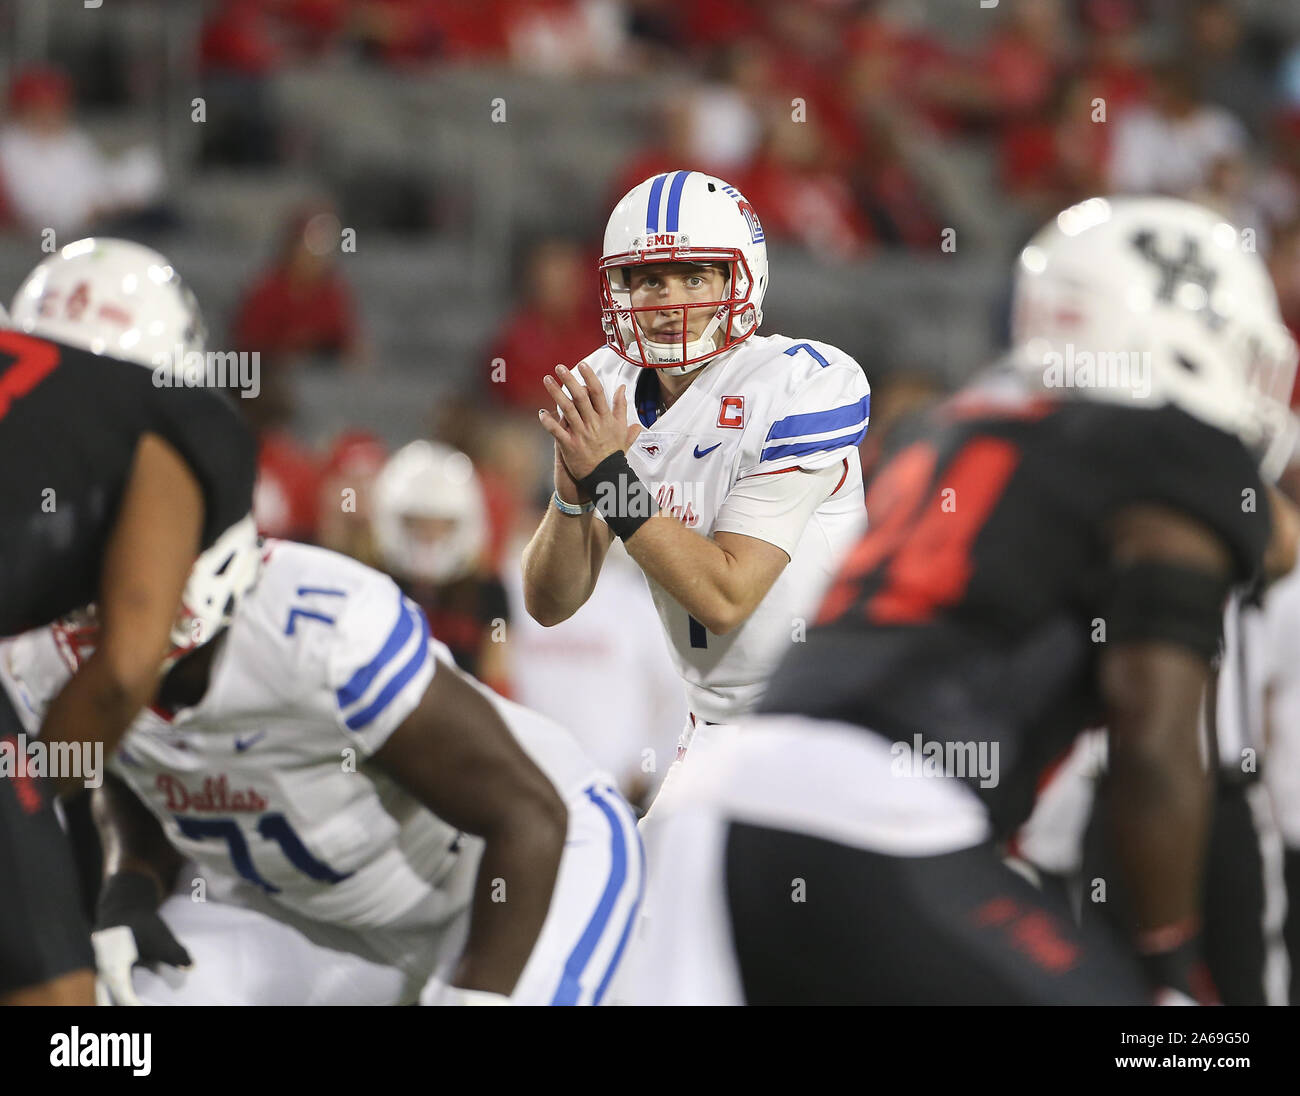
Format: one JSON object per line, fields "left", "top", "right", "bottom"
{"left": 578, "top": 451, "right": 658, "bottom": 541}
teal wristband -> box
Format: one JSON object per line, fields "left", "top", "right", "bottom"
{"left": 552, "top": 491, "right": 594, "bottom": 516}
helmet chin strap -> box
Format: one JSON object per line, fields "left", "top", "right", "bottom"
{"left": 641, "top": 306, "right": 730, "bottom": 377}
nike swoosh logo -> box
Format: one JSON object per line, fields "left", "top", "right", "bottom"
{"left": 693, "top": 443, "right": 722, "bottom": 458}
{"left": 234, "top": 731, "right": 266, "bottom": 752}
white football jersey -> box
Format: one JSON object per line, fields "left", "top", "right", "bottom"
{"left": 581, "top": 333, "right": 869, "bottom": 722}
{"left": 0, "top": 541, "right": 600, "bottom": 932}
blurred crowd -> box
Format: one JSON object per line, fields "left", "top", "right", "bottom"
{"left": 8, "top": 1, "right": 1300, "bottom": 249}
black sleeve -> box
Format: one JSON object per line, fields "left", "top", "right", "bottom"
{"left": 150, "top": 386, "right": 258, "bottom": 549}
{"left": 1087, "top": 405, "right": 1271, "bottom": 582}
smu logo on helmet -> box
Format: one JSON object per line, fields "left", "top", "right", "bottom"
{"left": 722, "top": 185, "right": 765, "bottom": 244}
{"left": 646, "top": 234, "right": 678, "bottom": 248}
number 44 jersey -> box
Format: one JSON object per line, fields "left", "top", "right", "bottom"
{"left": 762, "top": 376, "right": 1272, "bottom": 840}
{"left": 583, "top": 333, "right": 870, "bottom": 723}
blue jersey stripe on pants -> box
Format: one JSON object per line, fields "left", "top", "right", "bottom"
{"left": 550, "top": 784, "right": 641, "bottom": 1005}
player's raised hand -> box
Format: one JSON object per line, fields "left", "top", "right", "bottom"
{"left": 539, "top": 363, "right": 636, "bottom": 481}
{"left": 552, "top": 439, "right": 589, "bottom": 504}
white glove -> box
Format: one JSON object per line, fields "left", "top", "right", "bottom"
{"left": 92, "top": 925, "right": 143, "bottom": 1006}
{"left": 420, "top": 978, "right": 511, "bottom": 1006}
{"left": 448, "top": 988, "right": 511, "bottom": 1006}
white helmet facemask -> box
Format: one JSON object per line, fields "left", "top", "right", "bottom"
{"left": 608, "top": 263, "right": 741, "bottom": 377}
{"left": 166, "top": 514, "right": 263, "bottom": 669}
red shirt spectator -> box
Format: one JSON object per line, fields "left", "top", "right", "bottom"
{"left": 425, "top": 0, "right": 510, "bottom": 58}
{"left": 489, "top": 308, "right": 599, "bottom": 411}
{"left": 486, "top": 239, "right": 601, "bottom": 411}
{"left": 233, "top": 268, "right": 357, "bottom": 362}
{"left": 982, "top": 26, "right": 1060, "bottom": 120}
{"left": 254, "top": 432, "right": 321, "bottom": 542}
{"left": 738, "top": 120, "right": 874, "bottom": 259}
{"left": 854, "top": 138, "right": 945, "bottom": 250}
{"left": 1079, "top": 0, "right": 1152, "bottom": 117}
{"left": 232, "top": 204, "right": 363, "bottom": 367}
{"left": 671, "top": 0, "right": 753, "bottom": 50}
{"left": 844, "top": 12, "right": 964, "bottom": 137}
{"left": 199, "top": 0, "right": 281, "bottom": 75}
{"left": 1001, "top": 78, "right": 1112, "bottom": 207}
{"left": 317, "top": 430, "right": 389, "bottom": 565}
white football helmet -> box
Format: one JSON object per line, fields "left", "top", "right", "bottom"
{"left": 166, "top": 514, "right": 263, "bottom": 669}
{"left": 25, "top": 515, "right": 264, "bottom": 678}
{"left": 600, "top": 170, "right": 768, "bottom": 376}
{"left": 373, "top": 441, "right": 487, "bottom": 586}
{"left": 1012, "top": 196, "right": 1299, "bottom": 479}
{"left": 9, "top": 237, "right": 205, "bottom": 369}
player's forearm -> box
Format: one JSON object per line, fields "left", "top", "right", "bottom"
{"left": 92, "top": 773, "right": 181, "bottom": 895}
{"left": 1106, "top": 722, "right": 1211, "bottom": 935}
{"left": 453, "top": 806, "right": 567, "bottom": 996}
{"left": 39, "top": 648, "right": 160, "bottom": 795}
{"left": 521, "top": 506, "right": 602, "bottom": 626}
{"left": 625, "top": 516, "right": 751, "bottom": 634}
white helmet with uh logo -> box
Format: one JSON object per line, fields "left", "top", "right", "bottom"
{"left": 600, "top": 170, "right": 769, "bottom": 377}
{"left": 9, "top": 237, "right": 206, "bottom": 370}
{"left": 1012, "top": 196, "right": 1299, "bottom": 479}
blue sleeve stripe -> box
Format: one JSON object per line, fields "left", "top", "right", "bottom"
{"left": 664, "top": 170, "right": 691, "bottom": 232}
{"left": 645, "top": 173, "right": 668, "bottom": 233}
{"left": 343, "top": 604, "right": 430, "bottom": 732}
{"left": 766, "top": 395, "right": 870, "bottom": 441}
{"left": 335, "top": 593, "right": 413, "bottom": 709}
{"left": 761, "top": 424, "right": 869, "bottom": 462}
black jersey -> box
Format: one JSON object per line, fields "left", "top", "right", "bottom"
{"left": 0, "top": 331, "right": 256, "bottom": 637}
{"left": 762, "top": 382, "right": 1270, "bottom": 839}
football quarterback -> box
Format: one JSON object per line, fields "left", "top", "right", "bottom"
{"left": 522, "top": 171, "right": 870, "bottom": 817}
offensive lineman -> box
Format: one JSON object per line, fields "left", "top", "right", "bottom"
{"left": 0, "top": 240, "right": 256, "bottom": 1004}
{"left": 522, "top": 171, "right": 869, "bottom": 809}
{"left": 633, "top": 196, "right": 1300, "bottom": 1004}
{"left": 1, "top": 539, "right": 642, "bottom": 1005}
